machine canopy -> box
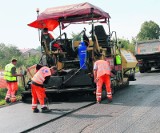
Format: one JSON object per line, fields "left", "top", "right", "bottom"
{"left": 38, "top": 2, "right": 110, "bottom": 22}
{"left": 28, "top": 2, "right": 110, "bottom": 30}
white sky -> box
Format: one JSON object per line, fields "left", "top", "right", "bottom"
{"left": 0, "top": 0, "right": 160, "bottom": 48}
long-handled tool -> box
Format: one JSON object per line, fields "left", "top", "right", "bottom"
{"left": 20, "top": 68, "right": 27, "bottom": 88}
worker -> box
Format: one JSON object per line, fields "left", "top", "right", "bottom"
{"left": 115, "top": 54, "right": 122, "bottom": 65}
{"left": 42, "top": 27, "right": 54, "bottom": 40}
{"left": 4, "top": 58, "right": 22, "bottom": 103}
{"left": 41, "top": 28, "right": 62, "bottom": 52}
{"left": 41, "top": 27, "right": 54, "bottom": 51}
{"left": 83, "top": 32, "right": 90, "bottom": 47}
{"left": 115, "top": 53, "right": 122, "bottom": 82}
{"left": 31, "top": 64, "right": 56, "bottom": 113}
{"left": 93, "top": 54, "right": 112, "bottom": 103}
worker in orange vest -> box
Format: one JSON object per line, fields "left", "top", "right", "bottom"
{"left": 31, "top": 64, "right": 55, "bottom": 113}
{"left": 93, "top": 54, "right": 112, "bottom": 103}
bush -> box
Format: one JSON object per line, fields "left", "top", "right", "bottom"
{"left": 0, "top": 89, "right": 7, "bottom": 105}
{"left": 0, "top": 89, "right": 7, "bottom": 101}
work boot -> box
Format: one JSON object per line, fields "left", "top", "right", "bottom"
{"left": 41, "top": 107, "right": 51, "bottom": 113}
{"left": 5, "top": 98, "right": 11, "bottom": 104}
{"left": 96, "top": 100, "right": 101, "bottom": 104}
{"left": 10, "top": 97, "right": 17, "bottom": 103}
{"left": 107, "top": 97, "right": 112, "bottom": 103}
{"left": 33, "top": 108, "right": 40, "bottom": 113}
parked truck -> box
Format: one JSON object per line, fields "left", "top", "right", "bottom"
{"left": 135, "top": 39, "right": 160, "bottom": 73}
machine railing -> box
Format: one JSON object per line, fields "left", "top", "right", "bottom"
{"left": 49, "top": 32, "right": 67, "bottom": 51}
{"left": 72, "top": 28, "right": 86, "bottom": 52}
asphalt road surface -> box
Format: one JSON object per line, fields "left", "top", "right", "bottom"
{"left": 0, "top": 100, "right": 95, "bottom": 133}
{"left": 29, "top": 70, "right": 160, "bottom": 133}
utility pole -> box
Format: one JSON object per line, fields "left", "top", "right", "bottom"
{"left": 36, "top": 8, "right": 41, "bottom": 42}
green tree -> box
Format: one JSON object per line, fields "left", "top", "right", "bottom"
{"left": 137, "top": 21, "right": 160, "bottom": 41}
{"left": 25, "top": 55, "right": 40, "bottom": 67}
{"left": 118, "top": 39, "right": 130, "bottom": 49}
{"left": 0, "top": 43, "right": 42, "bottom": 68}
{"left": 36, "top": 46, "right": 41, "bottom": 52}
{"left": 0, "top": 43, "right": 22, "bottom": 68}
{"left": 118, "top": 38, "right": 135, "bottom": 53}
{"left": 71, "top": 32, "right": 81, "bottom": 41}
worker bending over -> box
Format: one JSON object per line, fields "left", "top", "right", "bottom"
{"left": 31, "top": 64, "right": 55, "bottom": 113}
{"left": 93, "top": 54, "right": 112, "bottom": 103}
{"left": 4, "top": 58, "right": 22, "bottom": 103}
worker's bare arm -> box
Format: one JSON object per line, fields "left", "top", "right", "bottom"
{"left": 93, "top": 70, "right": 98, "bottom": 83}
{"left": 12, "top": 73, "right": 22, "bottom": 77}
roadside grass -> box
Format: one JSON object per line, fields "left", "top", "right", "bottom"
{"left": 0, "top": 89, "right": 7, "bottom": 106}
{"left": 0, "top": 86, "right": 25, "bottom": 106}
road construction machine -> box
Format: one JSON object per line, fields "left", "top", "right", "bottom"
{"left": 21, "top": 2, "right": 137, "bottom": 102}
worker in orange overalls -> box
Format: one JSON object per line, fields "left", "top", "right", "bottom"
{"left": 4, "top": 58, "right": 22, "bottom": 103}
{"left": 31, "top": 64, "right": 55, "bottom": 113}
{"left": 93, "top": 54, "right": 112, "bottom": 103}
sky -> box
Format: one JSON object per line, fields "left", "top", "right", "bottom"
{"left": 0, "top": 0, "right": 160, "bottom": 49}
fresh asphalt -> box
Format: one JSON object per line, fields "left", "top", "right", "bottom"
{"left": 1, "top": 70, "right": 160, "bottom": 133}
{"left": 0, "top": 96, "right": 95, "bottom": 133}
{"left": 29, "top": 70, "right": 160, "bottom": 133}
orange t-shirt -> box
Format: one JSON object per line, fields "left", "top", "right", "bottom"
{"left": 94, "top": 60, "right": 111, "bottom": 78}
{"left": 32, "top": 66, "right": 51, "bottom": 85}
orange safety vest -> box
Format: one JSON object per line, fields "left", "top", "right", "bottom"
{"left": 94, "top": 60, "right": 111, "bottom": 78}
{"left": 32, "top": 66, "right": 51, "bottom": 85}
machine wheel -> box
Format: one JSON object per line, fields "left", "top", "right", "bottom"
{"left": 128, "top": 73, "right": 136, "bottom": 81}
{"left": 111, "top": 80, "right": 116, "bottom": 95}
{"left": 125, "top": 79, "right": 129, "bottom": 87}
{"left": 21, "top": 93, "right": 32, "bottom": 103}
{"left": 111, "top": 86, "right": 115, "bottom": 95}
{"left": 139, "top": 66, "right": 145, "bottom": 73}
{"left": 146, "top": 67, "right": 151, "bottom": 72}
{"left": 102, "top": 88, "right": 107, "bottom": 100}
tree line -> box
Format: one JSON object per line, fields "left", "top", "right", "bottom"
{"left": 72, "top": 20, "right": 160, "bottom": 54}
{"left": 118, "top": 20, "right": 160, "bottom": 53}
{"left": 0, "top": 44, "right": 41, "bottom": 69}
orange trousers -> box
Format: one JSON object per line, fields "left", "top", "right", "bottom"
{"left": 5, "top": 82, "right": 18, "bottom": 100}
{"left": 31, "top": 84, "right": 46, "bottom": 109}
{"left": 96, "top": 74, "right": 112, "bottom": 102}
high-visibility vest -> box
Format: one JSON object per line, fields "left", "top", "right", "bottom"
{"left": 32, "top": 66, "right": 51, "bottom": 85}
{"left": 94, "top": 60, "right": 111, "bottom": 78}
{"left": 116, "top": 55, "right": 122, "bottom": 65}
{"left": 4, "top": 63, "right": 17, "bottom": 81}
